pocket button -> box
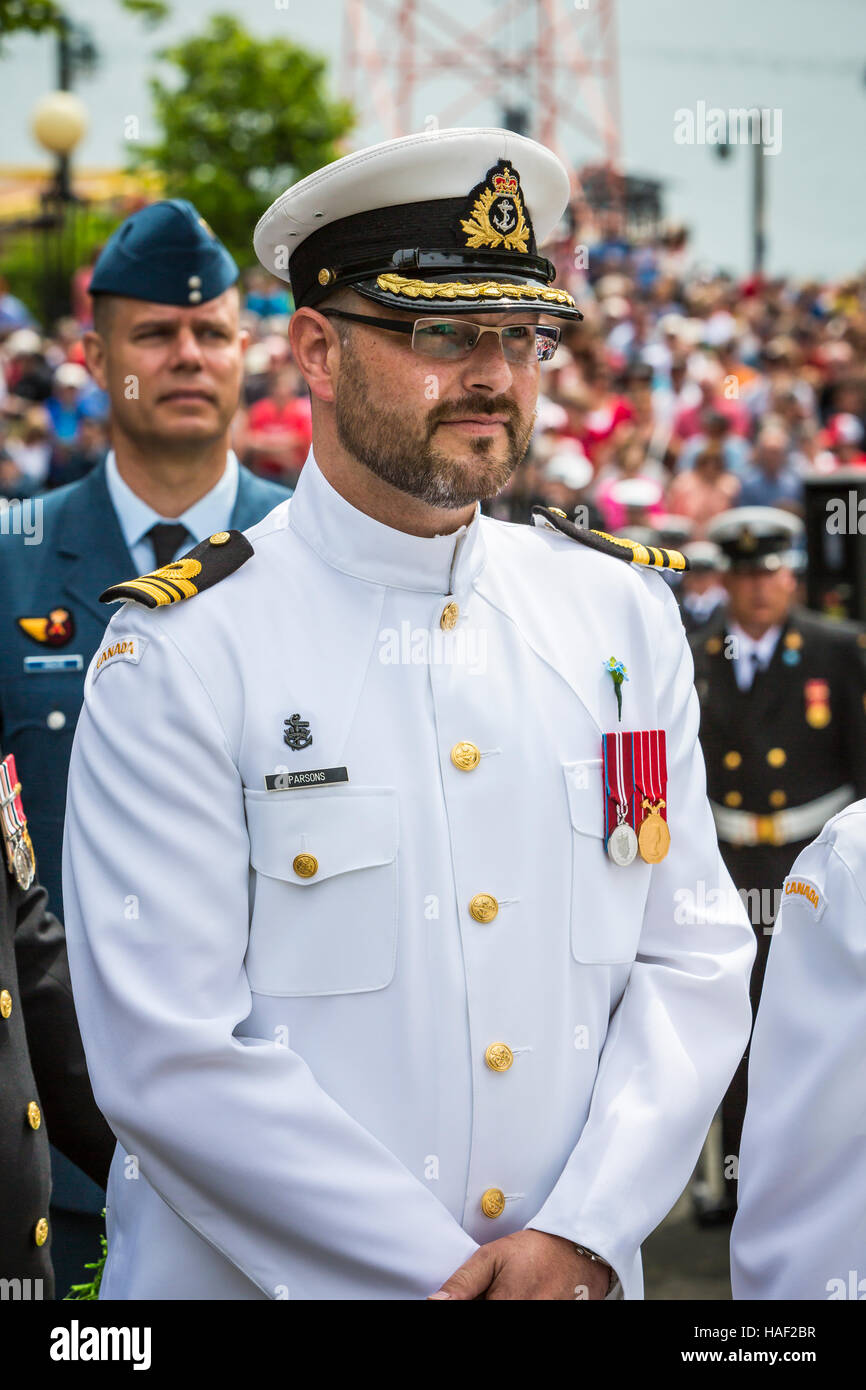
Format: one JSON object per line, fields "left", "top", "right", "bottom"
{"left": 292, "top": 853, "right": 319, "bottom": 878}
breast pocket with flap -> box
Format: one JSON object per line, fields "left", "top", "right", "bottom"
{"left": 243, "top": 786, "right": 399, "bottom": 996}
{"left": 563, "top": 759, "right": 651, "bottom": 965}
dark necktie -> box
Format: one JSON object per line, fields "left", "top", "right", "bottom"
{"left": 743, "top": 650, "right": 764, "bottom": 690}
{"left": 146, "top": 522, "right": 190, "bottom": 569}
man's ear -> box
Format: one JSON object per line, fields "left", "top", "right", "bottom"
{"left": 83, "top": 331, "right": 108, "bottom": 391}
{"left": 288, "top": 307, "right": 342, "bottom": 404}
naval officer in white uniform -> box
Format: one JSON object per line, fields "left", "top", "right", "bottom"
{"left": 62, "top": 128, "right": 755, "bottom": 1300}
{"left": 731, "top": 800, "right": 866, "bottom": 1300}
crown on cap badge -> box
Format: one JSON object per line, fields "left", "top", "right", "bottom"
{"left": 491, "top": 168, "right": 518, "bottom": 196}
{"left": 459, "top": 160, "right": 531, "bottom": 254}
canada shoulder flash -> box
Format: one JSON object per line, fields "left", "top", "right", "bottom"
{"left": 530, "top": 506, "right": 689, "bottom": 571}
{"left": 99, "top": 530, "right": 254, "bottom": 609}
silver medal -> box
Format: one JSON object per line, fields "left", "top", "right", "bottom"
{"left": 13, "top": 835, "right": 35, "bottom": 891}
{"left": 607, "top": 805, "right": 638, "bottom": 867}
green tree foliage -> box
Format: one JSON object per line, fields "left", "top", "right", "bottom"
{"left": 0, "top": 0, "right": 167, "bottom": 46}
{"left": 131, "top": 14, "right": 355, "bottom": 265}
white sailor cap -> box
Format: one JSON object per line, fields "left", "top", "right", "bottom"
{"left": 609, "top": 477, "right": 664, "bottom": 510}
{"left": 253, "top": 127, "right": 582, "bottom": 321}
{"left": 707, "top": 506, "right": 804, "bottom": 572}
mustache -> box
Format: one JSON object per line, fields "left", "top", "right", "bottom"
{"left": 427, "top": 396, "right": 521, "bottom": 434}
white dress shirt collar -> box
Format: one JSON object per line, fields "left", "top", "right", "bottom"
{"left": 105, "top": 448, "right": 240, "bottom": 556}
{"left": 729, "top": 620, "right": 782, "bottom": 690}
{"left": 288, "top": 448, "right": 487, "bottom": 597}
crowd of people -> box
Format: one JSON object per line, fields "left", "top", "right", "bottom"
{"left": 3, "top": 218, "right": 866, "bottom": 550}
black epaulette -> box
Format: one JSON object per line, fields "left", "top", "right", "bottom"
{"left": 531, "top": 506, "right": 689, "bottom": 571}
{"left": 100, "top": 530, "right": 254, "bottom": 608}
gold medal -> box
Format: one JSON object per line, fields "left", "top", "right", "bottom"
{"left": 638, "top": 797, "right": 670, "bottom": 863}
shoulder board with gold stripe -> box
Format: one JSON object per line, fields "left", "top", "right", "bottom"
{"left": 530, "top": 506, "right": 689, "bottom": 571}
{"left": 99, "top": 530, "right": 254, "bottom": 609}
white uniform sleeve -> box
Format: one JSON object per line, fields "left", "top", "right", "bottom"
{"left": 62, "top": 608, "right": 478, "bottom": 1300}
{"left": 526, "top": 576, "right": 756, "bottom": 1296}
{"left": 731, "top": 818, "right": 866, "bottom": 1300}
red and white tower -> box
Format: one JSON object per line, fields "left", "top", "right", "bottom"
{"left": 340, "top": 0, "right": 622, "bottom": 189}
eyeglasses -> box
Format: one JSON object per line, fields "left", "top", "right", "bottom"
{"left": 319, "top": 309, "right": 561, "bottom": 364}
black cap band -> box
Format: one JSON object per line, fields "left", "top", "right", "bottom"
{"left": 289, "top": 196, "right": 549, "bottom": 308}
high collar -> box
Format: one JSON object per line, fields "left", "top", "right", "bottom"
{"left": 288, "top": 449, "right": 487, "bottom": 597}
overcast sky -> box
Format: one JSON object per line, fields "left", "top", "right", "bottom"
{"left": 1, "top": 0, "right": 864, "bottom": 278}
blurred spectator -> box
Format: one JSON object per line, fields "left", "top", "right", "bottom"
{"left": 537, "top": 446, "right": 603, "bottom": 529}
{"left": 241, "top": 343, "right": 274, "bottom": 407}
{"left": 71, "top": 245, "right": 103, "bottom": 328}
{"left": 814, "top": 413, "right": 866, "bottom": 470}
{"left": 738, "top": 425, "right": 805, "bottom": 512}
{"left": 244, "top": 269, "right": 292, "bottom": 319}
{"left": 675, "top": 408, "right": 751, "bottom": 477}
{"left": 677, "top": 539, "right": 728, "bottom": 633}
{"left": 672, "top": 357, "right": 751, "bottom": 441}
{"left": 44, "top": 363, "right": 91, "bottom": 446}
{"left": 0, "top": 275, "right": 37, "bottom": 333}
{"left": 595, "top": 437, "right": 665, "bottom": 532}
{"left": 47, "top": 415, "right": 109, "bottom": 489}
{"left": 236, "top": 365, "right": 312, "bottom": 482}
{"left": 580, "top": 356, "right": 635, "bottom": 464}
{"left": 607, "top": 475, "right": 665, "bottom": 533}
{"left": 665, "top": 442, "right": 741, "bottom": 537}
{"left": 4, "top": 330, "right": 52, "bottom": 402}
{"left": 2, "top": 404, "right": 54, "bottom": 492}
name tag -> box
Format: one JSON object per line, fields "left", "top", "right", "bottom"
{"left": 264, "top": 766, "right": 349, "bottom": 791}
{"left": 24, "top": 654, "right": 84, "bottom": 674}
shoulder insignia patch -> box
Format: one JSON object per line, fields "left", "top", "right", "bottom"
{"left": 100, "top": 530, "right": 254, "bottom": 609}
{"left": 530, "top": 506, "right": 689, "bottom": 571}
{"left": 92, "top": 634, "right": 148, "bottom": 680}
{"left": 781, "top": 874, "right": 826, "bottom": 920}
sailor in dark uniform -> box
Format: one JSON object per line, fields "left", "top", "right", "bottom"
{"left": 0, "top": 749, "right": 114, "bottom": 1298}
{"left": 689, "top": 506, "right": 866, "bottom": 1224}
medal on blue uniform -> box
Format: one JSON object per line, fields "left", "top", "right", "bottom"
{"left": 603, "top": 730, "right": 639, "bottom": 866}
{"left": 0, "top": 753, "right": 36, "bottom": 891}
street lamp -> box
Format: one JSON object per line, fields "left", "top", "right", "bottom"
{"left": 32, "top": 90, "right": 89, "bottom": 194}
{"left": 713, "top": 110, "right": 767, "bottom": 277}
{"left": 30, "top": 91, "right": 89, "bottom": 327}
{"left": 27, "top": 14, "right": 96, "bottom": 327}
{"left": 32, "top": 89, "right": 89, "bottom": 149}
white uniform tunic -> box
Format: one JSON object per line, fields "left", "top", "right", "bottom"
{"left": 731, "top": 801, "right": 866, "bottom": 1300}
{"left": 62, "top": 451, "right": 755, "bottom": 1300}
